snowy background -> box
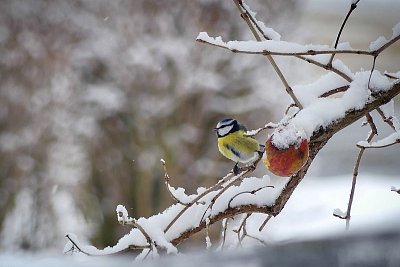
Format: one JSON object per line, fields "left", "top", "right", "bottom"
{"left": 0, "top": 0, "right": 399, "bottom": 264}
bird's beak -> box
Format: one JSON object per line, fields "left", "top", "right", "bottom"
{"left": 213, "top": 128, "right": 218, "bottom": 131}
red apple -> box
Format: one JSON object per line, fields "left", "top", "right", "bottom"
{"left": 263, "top": 136, "right": 309, "bottom": 177}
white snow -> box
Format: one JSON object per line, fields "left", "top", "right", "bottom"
{"left": 241, "top": 3, "right": 281, "bottom": 41}
{"left": 333, "top": 208, "right": 347, "bottom": 218}
{"left": 357, "top": 131, "right": 400, "bottom": 148}
{"left": 274, "top": 71, "right": 395, "bottom": 145}
{"left": 270, "top": 125, "right": 307, "bottom": 149}
{"left": 293, "top": 72, "right": 349, "bottom": 106}
{"left": 369, "top": 21, "right": 400, "bottom": 51}
{"left": 369, "top": 36, "right": 388, "bottom": 51}
{"left": 63, "top": 174, "right": 284, "bottom": 258}
{"left": 116, "top": 205, "right": 129, "bottom": 225}
{"left": 197, "top": 32, "right": 341, "bottom": 55}
{"left": 167, "top": 185, "right": 193, "bottom": 203}
{"left": 336, "top": 41, "right": 353, "bottom": 50}
{"left": 392, "top": 22, "right": 400, "bottom": 38}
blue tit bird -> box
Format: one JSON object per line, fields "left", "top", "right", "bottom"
{"left": 215, "top": 118, "right": 264, "bottom": 174}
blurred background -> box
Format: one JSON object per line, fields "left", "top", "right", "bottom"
{"left": 0, "top": 0, "right": 398, "bottom": 253}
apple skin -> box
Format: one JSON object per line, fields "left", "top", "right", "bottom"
{"left": 263, "top": 137, "right": 309, "bottom": 177}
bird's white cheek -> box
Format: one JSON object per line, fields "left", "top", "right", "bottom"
{"left": 218, "top": 125, "right": 233, "bottom": 136}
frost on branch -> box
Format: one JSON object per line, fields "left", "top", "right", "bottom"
{"left": 65, "top": 0, "right": 400, "bottom": 259}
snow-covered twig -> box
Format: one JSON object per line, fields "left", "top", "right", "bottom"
{"left": 196, "top": 35, "right": 373, "bottom": 57}
{"left": 65, "top": 234, "right": 91, "bottom": 256}
{"left": 161, "top": 159, "right": 192, "bottom": 206}
{"left": 227, "top": 185, "right": 274, "bottom": 209}
{"left": 357, "top": 131, "right": 400, "bottom": 149}
{"left": 358, "top": 139, "right": 400, "bottom": 149}
{"left": 116, "top": 205, "right": 153, "bottom": 249}
{"left": 234, "top": 0, "right": 355, "bottom": 84}
{"left": 164, "top": 171, "right": 236, "bottom": 233}
{"left": 244, "top": 122, "right": 277, "bottom": 137}
{"left": 199, "top": 167, "right": 253, "bottom": 224}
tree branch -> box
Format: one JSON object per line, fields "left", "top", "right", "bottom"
{"left": 168, "top": 81, "right": 400, "bottom": 247}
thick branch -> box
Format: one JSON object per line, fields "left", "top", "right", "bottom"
{"left": 169, "top": 81, "right": 400, "bottom": 246}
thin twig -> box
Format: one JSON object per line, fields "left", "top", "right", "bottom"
{"left": 384, "top": 73, "right": 400, "bottom": 80}
{"left": 142, "top": 248, "right": 153, "bottom": 261}
{"left": 327, "top": 0, "right": 361, "bottom": 66}
{"left": 133, "top": 220, "right": 154, "bottom": 248}
{"left": 301, "top": 55, "right": 353, "bottom": 82}
{"left": 161, "top": 159, "right": 191, "bottom": 206}
{"left": 220, "top": 218, "right": 229, "bottom": 250}
{"left": 391, "top": 187, "right": 400, "bottom": 194}
{"left": 376, "top": 107, "right": 396, "bottom": 130}
{"left": 243, "top": 233, "right": 268, "bottom": 246}
{"left": 234, "top": 213, "right": 251, "bottom": 247}
{"left": 285, "top": 103, "right": 298, "bottom": 115}
{"left": 199, "top": 170, "right": 248, "bottom": 224}
{"left": 319, "top": 85, "right": 350, "bottom": 98}
{"left": 244, "top": 123, "right": 277, "bottom": 137}
{"left": 65, "top": 234, "right": 90, "bottom": 256}
{"left": 239, "top": 214, "right": 250, "bottom": 243}
{"left": 227, "top": 185, "right": 274, "bottom": 209}
{"left": 231, "top": 0, "right": 354, "bottom": 83}
{"left": 367, "top": 56, "right": 377, "bottom": 89}
{"left": 357, "top": 139, "right": 400, "bottom": 149}
{"left": 164, "top": 170, "right": 236, "bottom": 232}
{"left": 343, "top": 113, "right": 377, "bottom": 230}
{"left": 199, "top": 153, "right": 264, "bottom": 224}
{"left": 258, "top": 215, "right": 273, "bottom": 232}
{"left": 233, "top": 0, "right": 303, "bottom": 109}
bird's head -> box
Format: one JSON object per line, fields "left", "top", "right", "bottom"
{"left": 214, "top": 118, "right": 240, "bottom": 137}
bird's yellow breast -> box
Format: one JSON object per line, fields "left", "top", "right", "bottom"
{"left": 217, "top": 130, "right": 260, "bottom": 163}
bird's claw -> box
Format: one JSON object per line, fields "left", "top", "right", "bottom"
{"left": 233, "top": 163, "right": 240, "bottom": 175}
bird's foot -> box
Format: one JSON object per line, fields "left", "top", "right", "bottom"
{"left": 233, "top": 163, "right": 240, "bottom": 175}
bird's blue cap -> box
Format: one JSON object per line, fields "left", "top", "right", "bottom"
{"left": 216, "top": 118, "right": 236, "bottom": 129}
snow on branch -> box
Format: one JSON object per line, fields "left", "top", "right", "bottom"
{"left": 197, "top": 21, "right": 400, "bottom": 58}
{"left": 196, "top": 32, "right": 371, "bottom": 57}
{"left": 357, "top": 131, "right": 400, "bottom": 149}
